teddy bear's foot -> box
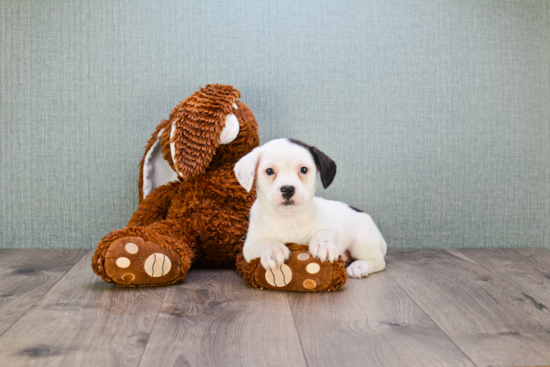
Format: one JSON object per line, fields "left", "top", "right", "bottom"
{"left": 103, "top": 236, "right": 181, "bottom": 286}
{"left": 236, "top": 243, "right": 348, "bottom": 292}
{"left": 96, "top": 235, "right": 186, "bottom": 287}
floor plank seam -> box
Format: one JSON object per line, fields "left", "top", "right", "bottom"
{"left": 136, "top": 288, "right": 169, "bottom": 367}
{"left": 0, "top": 249, "right": 90, "bottom": 340}
{"left": 384, "top": 266, "right": 480, "bottom": 367}
{"left": 286, "top": 293, "right": 310, "bottom": 367}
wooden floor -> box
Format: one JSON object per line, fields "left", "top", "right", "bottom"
{"left": 0, "top": 249, "right": 549, "bottom": 367}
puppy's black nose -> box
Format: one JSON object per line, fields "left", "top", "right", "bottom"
{"left": 280, "top": 185, "right": 295, "bottom": 199}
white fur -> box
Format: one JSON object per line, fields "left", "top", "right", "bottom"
{"left": 234, "top": 138, "right": 387, "bottom": 278}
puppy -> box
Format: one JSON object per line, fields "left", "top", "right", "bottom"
{"left": 234, "top": 138, "right": 387, "bottom": 278}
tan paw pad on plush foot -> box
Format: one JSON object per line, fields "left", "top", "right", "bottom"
{"left": 104, "top": 237, "right": 181, "bottom": 286}
{"left": 255, "top": 249, "right": 335, "bottom": 291}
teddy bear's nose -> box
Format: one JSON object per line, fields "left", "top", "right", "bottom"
{"left": 280, "top": 185, "right": 295, "bottom": 199}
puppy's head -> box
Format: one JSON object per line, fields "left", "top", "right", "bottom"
{"left": 234, "top": 138, "right": 336, "bottom": 209}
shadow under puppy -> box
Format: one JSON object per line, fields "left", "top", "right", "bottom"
{"left": 234, "top": 138, "right": 387, "bottom": 278}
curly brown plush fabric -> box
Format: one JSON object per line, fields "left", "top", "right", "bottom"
{"left": 92, "top": 84, "right": 259, "bottom": 287}
{"left": 236, "top": 243, "right": 348, "bottom": 292}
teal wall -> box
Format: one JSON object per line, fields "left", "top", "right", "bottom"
{"left": 1, "top": 0, "right": 549, "bottom": 249}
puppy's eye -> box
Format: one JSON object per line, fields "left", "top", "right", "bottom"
{"left": 266, "top": 168, "right": 275, "bottom": 176}
{"left": 300, "top": 167, "right": 308, "bottom": 174}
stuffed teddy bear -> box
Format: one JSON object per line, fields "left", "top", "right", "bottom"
{"left": 92, "top": 84, "right": 259, "bottom": 286}
{"left": 92, "top": 84, "right": 348, "bottom": 292}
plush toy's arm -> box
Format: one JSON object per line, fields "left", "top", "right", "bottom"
{"left": 127, "top": 181, "right": 179, "bottom": 227}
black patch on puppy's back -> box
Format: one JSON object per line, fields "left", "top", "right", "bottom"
{"left": 288, "top": 139, "right": 337, "bottom": 189}
{"left": 349, "top": 205, "right": 364, "bottom": 213}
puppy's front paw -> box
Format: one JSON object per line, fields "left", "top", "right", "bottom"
{"left": 346, "top": 260, "right": 370, "bottom": 278}
{"left": 308, "top": 239, "right": 339, "bottom": 263}
{"left": 260, "top": 244, "right": 291, "bottom": 270}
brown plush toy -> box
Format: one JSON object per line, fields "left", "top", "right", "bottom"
{"left": 92, "top": 84, "right": 347, "bottom": 292}
{"left": 92, "top": 84, "right": 259, "bottom": 286}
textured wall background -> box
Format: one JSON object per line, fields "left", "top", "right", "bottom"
{"left": 1, "top": 0, "right": 549, "bottom": 249}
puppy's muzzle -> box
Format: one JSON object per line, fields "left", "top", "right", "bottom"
{"left": 280, "top": 185, "right": 295, "bottom": 200}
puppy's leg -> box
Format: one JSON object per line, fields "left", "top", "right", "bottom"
{"left": 347, "top": 259, "right": 385, "bottom": 278}
{"left": 346, "top": 242, "right": 386, "bottom": 278}
{"left": 308, "top": 230, "right": 339, "bottom": 262}
{"left": 346, "top": 214, "right": 387, "bottom": 278}
{"left": 243, "top": 238, "right": 290, "bottom": 270}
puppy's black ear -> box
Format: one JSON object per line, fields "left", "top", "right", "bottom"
{"left": 309, "top": 146, "right": 337, "bottom": 189}
{"left": 289, "top": 139, "right": 337, "bottom": 189}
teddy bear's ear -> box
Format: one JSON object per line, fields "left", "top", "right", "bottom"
{"left": 139, "top": 121, "right": 179, "bottom": 200}
{"left": 168, "top": 84, "right": 241, "bottom": 179}
{"left": 234, "top": 146, "right": 262, "bottom": 192}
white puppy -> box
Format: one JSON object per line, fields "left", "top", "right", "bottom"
{"left": 234, "top": 138, "right": 387, "bottom": 278}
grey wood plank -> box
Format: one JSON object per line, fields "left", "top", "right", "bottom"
{"left": 0, "top": 249, "right": 88, "bottom": 337}
{"left": 139, "top": 270, "right": 307, "bottom": 367}
{"left": 0, "top": 249, "right": 18, "bottom": 256}
{"left": 288, "top": 268, "right": 475, "bottom": 367}
{"left": 509, "top": 247, "right": 550, "bottom": 273}
{"left": 460, "top": 248, "right": 550, "bottom": 306}
{"left": 386, "top": 249, "right": 550, "bottom": 367}
{"left": 0, "top": 251, "right": 167, "bottom": 367}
